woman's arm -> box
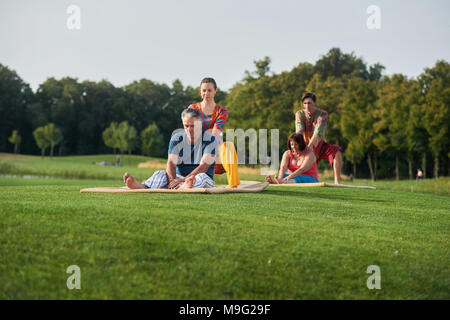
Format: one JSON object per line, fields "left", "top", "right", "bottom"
{"left": 277, "top": 151, "right": 290, "bottom": 180}
{"left": 283, "top": 151, "right": 316, "bottom": 181}
{"left": 210, "top": 127, "right": 222, "bottom": 138}
{"left": 211, "top": 108, "right": 228, "bottom": 139}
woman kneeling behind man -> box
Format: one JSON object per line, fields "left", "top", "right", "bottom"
{"left": 266, "top": 133, "right": 319, "bottom": 184}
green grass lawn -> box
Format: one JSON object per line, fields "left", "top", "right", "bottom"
{"left": 0, "top": 153, "right": 263, "bottom": 185}
{"left": 0, "top": 153, "right": 165, "bottom": 181}
{"left": 0, "top": 154, "right": 449, "bottom": 299}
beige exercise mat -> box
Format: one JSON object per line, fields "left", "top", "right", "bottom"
{"left": 268, "top": 182, "right": 376, "bottom": 189}
{"left": 80, "top": 182, "right": 269, "bottom": 194}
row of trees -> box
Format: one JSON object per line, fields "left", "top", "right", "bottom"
{"left": 224, "top": 49, "right": 449, "bottom": 180}
{"left": 0, "top": 63, "right": 221, "bottom": 157}
{"left": 102, "top": 121, "right": 164, "bottom": 158}
{"left": 1, "top": 48, "right": 448, "bottom": 179}
{"left": 32, "top": 124, "right": 63, "bottom": 159}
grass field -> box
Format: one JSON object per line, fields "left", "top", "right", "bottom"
{"left": 0, "top": 153, "right": 449, "bottom": 299}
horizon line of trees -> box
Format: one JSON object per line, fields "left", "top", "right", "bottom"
{"left": 1, "top": 48, "right": 448, "bottom": 180}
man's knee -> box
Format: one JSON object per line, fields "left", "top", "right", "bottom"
{"left": 154, "top": 169, "right": 167, "bottom": 175}
{"left": 143, "top": 170, "right": 169, "bottom": 188}
{"left": 195, "top": 173, "right": 209, "bottom": 180}
{"left": 194, "top": 173, "right": 214, "bottom": 188}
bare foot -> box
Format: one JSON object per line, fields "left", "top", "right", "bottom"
{"left": 124, "top": 173, "right": 146, "bottom": 189}
{"left": 265, "top": 175, "right": 275, "bottom": 184}
{"left": 180, "top": 176, "right": 195, "bottom": 189}
{"left": 265, "top": 175, "right": 281, "bottom": 184}
{"left": 123, "top": 172, "right": 131, "bottom": 184}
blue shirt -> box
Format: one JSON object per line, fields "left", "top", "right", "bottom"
{"left": 168, "top": 130, "right": 218, "bottom": 179}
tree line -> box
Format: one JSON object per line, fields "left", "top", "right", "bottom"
{"left": 224, "top": 49, "right": 449, "bottom": 180}
{"left": 0, "top": 48, "right": 448, "bottom": 179}
{"left": 102, "top": 121, "right": 164, "bottom": 158}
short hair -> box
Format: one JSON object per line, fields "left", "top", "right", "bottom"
{"left": 301, "top": 92, "right": 316, "bottom": 102}
{"left": 181, "top": 108, "right": 202, "bottom": 121}
{"left": 287, "top": 133, "right": 307, "bottom": 152}
{"left": 200, "top": 77, "right": 217, "bottom": 89}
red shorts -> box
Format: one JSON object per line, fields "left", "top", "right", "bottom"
{"left": 314, "top": 143, "right": 342, "bottom": 167}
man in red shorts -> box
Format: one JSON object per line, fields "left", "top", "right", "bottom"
{"left": 295, "top": 92, "right": 343, "bottom": 184}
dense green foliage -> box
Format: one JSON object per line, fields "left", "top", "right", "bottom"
{"left": 141, "top": 123, "right": 165, "bottom": 158}
{"left": 224, "top": 49, "right": 449, "bottom": 180}
{"left": 0, "top": 48, "right": 448, "bottom": 179}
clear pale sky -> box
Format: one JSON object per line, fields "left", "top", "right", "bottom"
{"left": 1, "top": 0, "right": 449, "bottom": 92}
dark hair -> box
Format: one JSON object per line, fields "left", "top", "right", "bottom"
{"left": 200, "top": 77, "right": 217, "bottom": 89}
{"left": 287, "top": 133, "right": 307, "bottom": 152}
{"left": 301, "top": 92, "right": 316, "bottom": 102}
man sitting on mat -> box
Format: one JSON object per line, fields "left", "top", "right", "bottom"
{"left": 123, "top": 108, "right": 218, "bottom": 189}
{"left": 266, "top": 132, "right": 318, "bottom": 184}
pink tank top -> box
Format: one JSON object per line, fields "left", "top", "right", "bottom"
{"left": 288, "top": 148, "right": 318, "bottom": 181}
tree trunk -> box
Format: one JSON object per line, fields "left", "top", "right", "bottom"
{"left": 353, "top": 163, "right": 356, "bottom": 178}
{"left": 14, "top": 143, "right": 18, "bottom": 156}
{"left": 408, "top": 155, "right": 413, "bottom": 180}
{"left": 434, "top": 156, "right": 439, "bottom": 178}
{"left": 59, "top": 138, "right": 64, "bottom": 156}
{"left": 422, "top": 153, "right": 427, "bottom": 179}
{"left": 50, "top": 144, "right": 54, "bottom": 160}
{"left": 448, "top": 154, "right": 450, "bottom": 177}
{"left": 367, "top": 153, "right": 375, "bottom": 182}
{"left": 374, "top": 154, "right": 378, "bottom": 181}
{"left": 395, "top": 154, "right": 399, "bottom": 181}
{"left": 41, "top": 148, "right": 45, "bottom": 159}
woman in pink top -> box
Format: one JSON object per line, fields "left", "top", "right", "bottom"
{"left": 266, "top": 132, "right": 318, "bottom": 184}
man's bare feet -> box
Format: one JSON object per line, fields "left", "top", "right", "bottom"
{"left": 123, "top": 173, "right": 146, "bottom": 189}
{"left": 274, "top": 176, "right": 282, "bottom": 184}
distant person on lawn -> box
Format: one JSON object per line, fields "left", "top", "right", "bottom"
{"left": 265, "top": 133, "right": 318, "bottom": 184}
{"left": 416, "top": 168, "right": 423, "bottom": 182}
{"left": 123, "top": 108, "right": 218, "bottom": 189}
{"left": 295, "top": 92, "right": 343, "bottom": 184}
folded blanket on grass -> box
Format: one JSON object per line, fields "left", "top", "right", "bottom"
{"left": 80, "top": 182, "right": 269, "bottom": 194}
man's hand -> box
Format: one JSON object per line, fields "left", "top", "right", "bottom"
{"left": 282, "top": 175, "right": 291, "bottom": 183}
{"left": 168, "top": 178, "right": 184, "bottom": 189}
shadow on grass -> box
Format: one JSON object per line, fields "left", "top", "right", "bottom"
{"left": 262, "top": 188, "right": 391, "bottom": 203}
